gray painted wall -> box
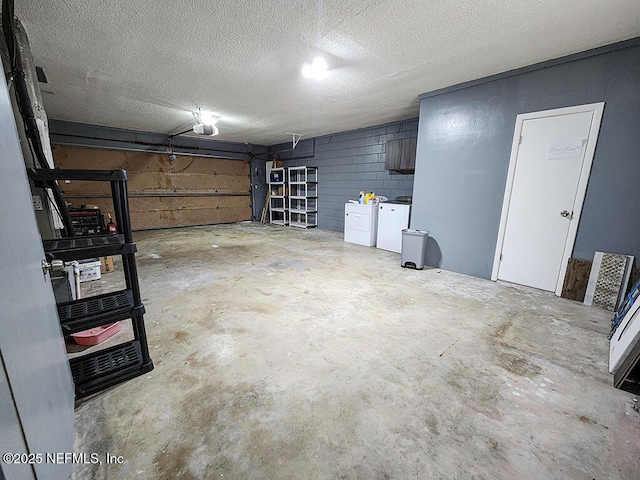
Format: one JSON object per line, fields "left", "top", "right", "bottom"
{"left": 270, "top": 119, "right": 418, "bottom": 231}
{"left": 411, "top": 41, "right": 640, "bottom": 279}
{"left": 250, "top": 146, "right": 269, "bottom": 221}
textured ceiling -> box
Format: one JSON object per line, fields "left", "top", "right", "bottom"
{"left": 14, "top": 0, "right": 640, "bottom": 145}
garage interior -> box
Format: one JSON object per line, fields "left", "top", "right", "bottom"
{"left": 1, "top": 1, "right": 640, "bottom": 479}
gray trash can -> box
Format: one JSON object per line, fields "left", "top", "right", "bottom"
{"left": 401, "top": 229, "right": 429, "bottom": 269}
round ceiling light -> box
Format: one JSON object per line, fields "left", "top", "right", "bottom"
{"left": 302, "top": 57, "right": 328, "bottom": 80}
{"left": 192, "top": 110, "right": 219, "bottom": 136}
{"left": 193, "top": 123, "right": 219, "bottom": 136}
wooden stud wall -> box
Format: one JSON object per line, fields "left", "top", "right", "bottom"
{"left": 52, "top": 145, "right": 251, "bottom": 229}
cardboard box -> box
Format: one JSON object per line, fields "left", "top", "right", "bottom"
{"left": 100, "top": 256, "right": 115, "bottom": 273}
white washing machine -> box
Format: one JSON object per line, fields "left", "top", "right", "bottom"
{"left": 610, "top": 299, "right": 640, "bottom": 374}
{"left": 376, "top": 199, "right": 411, "bottom": 253}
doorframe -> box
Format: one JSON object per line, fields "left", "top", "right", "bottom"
{"left": 491, "top": 102, "right": 605, "bottom": 295}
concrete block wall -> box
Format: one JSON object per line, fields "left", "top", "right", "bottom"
{"left": 269, "top": 118, "right": 418, "bottom": 231}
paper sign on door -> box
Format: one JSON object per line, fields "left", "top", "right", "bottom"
{"left": 546, "top": 138, "right": 584, "bottom": 160}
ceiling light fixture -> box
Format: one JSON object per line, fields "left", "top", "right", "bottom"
{"left": 193, "top": 123, "right": 219, "bottom": 136}
{"left": 302, "top": 57, "right": 328, "bottom": 80}
{"left": 199, "top": 111, "right": 217, "bottom": 126}
{"left": 192, "top": 109, "right": 219, "bottom": 136}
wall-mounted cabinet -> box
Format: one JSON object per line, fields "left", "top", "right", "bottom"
{"left": 385, "top": 137, "right": 417, "bottom": 173}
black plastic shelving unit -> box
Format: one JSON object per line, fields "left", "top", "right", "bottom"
{"left": 29, "top": 168, "right": 153, "bottom": 398}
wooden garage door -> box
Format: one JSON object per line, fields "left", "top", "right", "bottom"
{"left": 52, "top": 145, "right": 251, "bottom": 229}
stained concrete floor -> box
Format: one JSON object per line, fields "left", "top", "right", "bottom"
{"left": 73, "top": 222, "right": 640, "bottom": 480}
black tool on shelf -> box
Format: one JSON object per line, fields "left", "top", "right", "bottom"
{"left": 69, "top": 207, "right": 106, "bottom": 236}
{"left": 29, "top": 168, "right": 154, "bottom": 398}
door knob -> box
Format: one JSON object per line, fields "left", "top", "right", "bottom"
{"left": 560, "top": 210, "right": 571, "bottom": 218}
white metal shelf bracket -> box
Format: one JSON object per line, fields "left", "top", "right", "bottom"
{"left": 286, "top": 132, "right": 303, "bottom": 149}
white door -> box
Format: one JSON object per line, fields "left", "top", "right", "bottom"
{"left": 0, "top": 79, "right": 74, "bottom": 478}
{"left": 492, "top": 103, "right": 604, "bottom": 294}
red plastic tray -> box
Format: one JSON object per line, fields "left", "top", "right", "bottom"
{"left": 72, "top": 322, "right": 122, "bottom": 346}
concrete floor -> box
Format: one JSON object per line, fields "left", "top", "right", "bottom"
{"left": 73, "top": 222, "right": 640, "bottom": 480}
